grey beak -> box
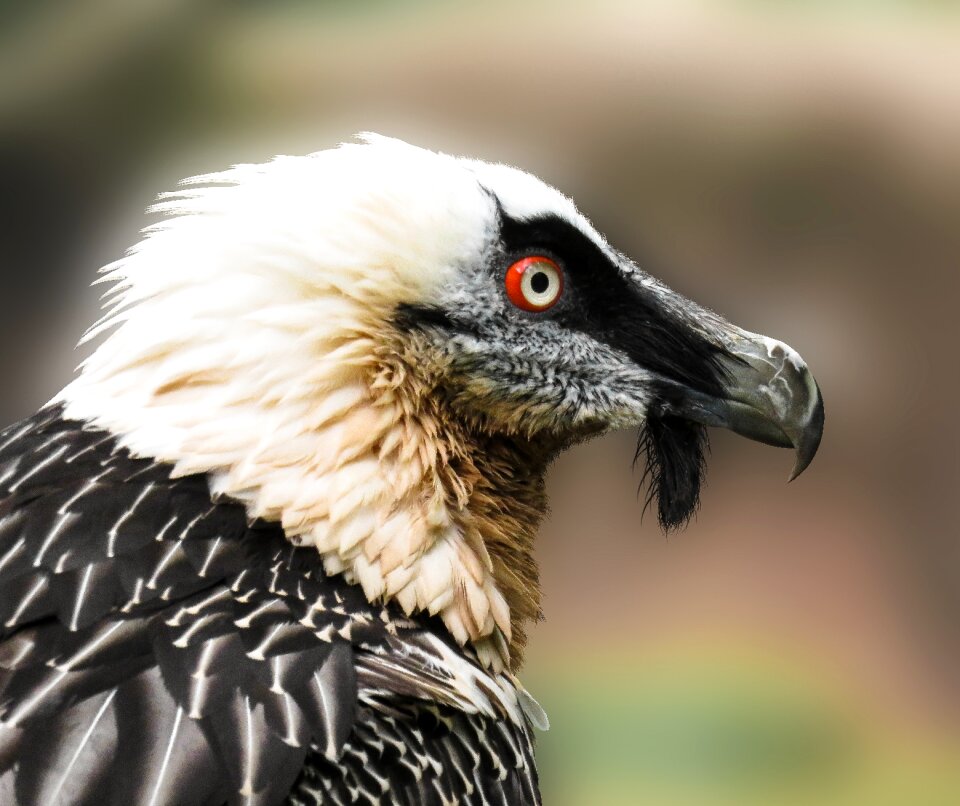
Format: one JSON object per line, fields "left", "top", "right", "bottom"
{"left": 670, "top": 329, "right": 824, "bottom": 480}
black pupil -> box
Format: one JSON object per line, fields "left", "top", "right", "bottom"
{"left": 530, "top": 271, "right": 550, "bottom": 294}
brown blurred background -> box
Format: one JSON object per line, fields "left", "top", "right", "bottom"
{"left": 2, "top": 1, "right": 959, "bottom": 803}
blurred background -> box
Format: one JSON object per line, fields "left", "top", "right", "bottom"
{"left": 2, "top": 1, "right": 959, "bottom": 803}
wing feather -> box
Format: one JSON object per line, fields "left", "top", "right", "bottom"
{"left": 0, "top": 407, "right": 542, "bottom": 805}
{"left": 0, "top": 410, "right": 376, "bottom": 803}
{"left": 14, "top": 686, "right": 118, "bottom": 806}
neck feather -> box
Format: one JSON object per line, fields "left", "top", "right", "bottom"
{"left": 61, "top": 331, "right": 546, "bottom": 672}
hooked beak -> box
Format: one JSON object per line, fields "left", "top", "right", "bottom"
{"left": 657, "top": 328, "right": 824, "bottom": 480}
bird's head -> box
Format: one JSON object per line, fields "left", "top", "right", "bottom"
{"left": 60, "top": 134, "right": 823, "bottom": 671}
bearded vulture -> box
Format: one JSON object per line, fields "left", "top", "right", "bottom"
{"left": 0, "top": 135, "right": 823, "bottom": 805}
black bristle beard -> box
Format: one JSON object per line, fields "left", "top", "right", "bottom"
{"left": 634, "top": 416, "right": 710, "bottom": 532}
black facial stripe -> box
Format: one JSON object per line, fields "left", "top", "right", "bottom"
{"left": 496, "top": 210, "right": 727, "bottom": 398}
{"left": 393, "top": 199, "right": 727, "bottom": 402}
{"left": 393, "top": 302, "right": 458, "bottom": 333}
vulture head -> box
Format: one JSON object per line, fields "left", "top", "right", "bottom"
{"left": 60, "top": 134, "right": 823, "bottom": 672}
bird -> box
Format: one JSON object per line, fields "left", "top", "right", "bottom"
{"left": 0, "top": 134, "right": 823, "bottom": 805}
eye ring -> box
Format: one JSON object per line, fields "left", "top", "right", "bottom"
{"left": 505, "top": 256, "right": 564, "bottom": 312}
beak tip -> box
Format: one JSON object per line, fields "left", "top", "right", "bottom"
{"left": 787, "top": 382, "right": 825, "bottom": 482}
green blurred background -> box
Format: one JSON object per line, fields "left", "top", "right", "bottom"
{"left": 2, "top": 1, "right": 959, "bottom": 803}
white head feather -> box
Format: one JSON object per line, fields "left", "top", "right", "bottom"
{"left": 58, "top": 134, "right": 608, "bottom": 671}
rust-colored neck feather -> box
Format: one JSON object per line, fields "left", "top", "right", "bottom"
{"left": 373, "top": 340, "right": 550, "bottom": 670}
{"left": 444, "top": 430, "right": 548, "bottom": 668}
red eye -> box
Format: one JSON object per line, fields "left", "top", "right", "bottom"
{"left": 505, "top": 256, "right": 564, "bottom": 312}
